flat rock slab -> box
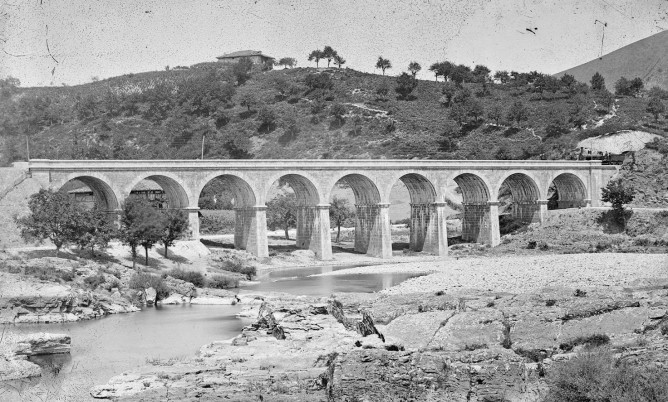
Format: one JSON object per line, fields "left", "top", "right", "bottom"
{"left": 379, "top": 310, "right": 455, "bottom": 350}
{"left": 13, "top": 333, "right": 71, "bottom": 356}
{"left": 428, "top": 309, "right": 505, "bottom": 351}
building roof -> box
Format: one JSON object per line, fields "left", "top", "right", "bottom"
{"left": 216, "top": 50, "right": 274, "bottom": 60}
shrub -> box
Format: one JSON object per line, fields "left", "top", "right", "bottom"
{"left": 129, "top": 272, "right": 170, "bottom": 301}
{"left": 559, "top": 333, "right": 610, "bottom": 352}
{"left": 545, "top": 299, "right": 557, "bottom": 307}
{"left": 207, "top": 274, "right": 239, "bottom": 289}
{"left": 220, "top": 259, "right": 257, "bottom": 280}
{"left": 574, "top": 289, "right": 587, "bottom": 297}
{"left": 544, "top": 348, "right": 668, "bottom": 402}
{"left": 527, "top": 240, "right": 537, "bottom": 249}
{"left": 538, "top": 241, "right": 549, "bottom": 250}
{"left": 661, "top": 323, "right": 668, "bottom": 336}
{"left": 84, "top": 274, "right": 106, "bottom": 289}
{"left": 166, "top": 268, "right": 206, "bottom": 287}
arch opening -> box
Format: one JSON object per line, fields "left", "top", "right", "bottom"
{"left": 266, "top": 174, "right": 323, "bottom": 255}
{"left": 451, "top": 173, "right": 491, "bottom": 243}
{"left": 330, "top": 174, "right": 381, "bottom": 254}
{"left": 390, "top": 174, "right": 437, "bottom": 252}
{"left": 548, "top": 173, "right": 587, "bottom": 210}
{"left": 129, "top": 175, "right": 189, "bottom": 210}
{"left": 60, "top": 176, "right": 119, "bottom": 211}
{"left": 498, "top": 173, "right": 540, "bottom": 234}
{"left": 197, "top": 175, "right": 257, "bottom": 251}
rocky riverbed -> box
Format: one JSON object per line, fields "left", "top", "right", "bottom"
{"left": 0, "top": 333, "right": 71, "bottom": 382}
{"left": 89, "top": 253, "right": 668, "bottom": 401}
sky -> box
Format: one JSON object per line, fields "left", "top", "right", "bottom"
{"left": 1, "top": 0, "right": 667, "bottom": 87}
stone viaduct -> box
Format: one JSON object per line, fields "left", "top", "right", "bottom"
{"left": 28, "top": 159, "right": 617, "bottom": 260}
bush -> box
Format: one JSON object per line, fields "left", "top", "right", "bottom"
{"left": 661, "top": 323, "right": 668, "bottom": 336}
{"left": 207, "top": 274, "right": 239, "bottom": 289}
{"left": 574, "top": 289, "right": 587, "bottom": 297}
{"left": 84, "top": 274, "right": 106, "bottom": 289}
{"left": 527, "top": 240, "right": 537, "bottom": 249}
{"left": 545, "top": 299, "right": 557, "bottom": 307}
{"left": 220, "top": 259, "right": 257, "bottom": 280}
{"left": 559, "top": 333, "right": 610, "bottom": 352}
{"left": 166, "top": 268, "right": 206, "bottom": 287}
{"left": 545, "top": 348, "right": 668, "bottom": 402}
{"left": 129, "top": 272, "right": 170, "bottom": 301}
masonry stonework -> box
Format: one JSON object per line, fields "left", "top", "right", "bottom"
{"left": 28, "top": 160, "right": 617, "bottom": 260}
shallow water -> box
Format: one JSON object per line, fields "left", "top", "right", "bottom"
{"left": 0, "top": 265, "right": 422, "bottom": 401}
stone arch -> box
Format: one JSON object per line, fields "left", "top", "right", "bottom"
{"left": 452, "top": 173, "right": 492, "bottom": 243}
{"left": 548, "top": 172, "right": 588, "bottom": 209}
{"left": 269, "top": 173, "right": 330, "bottom": 257}
{"left": 498, "top": 172, "right": 541, "bottom": 227}
{"left": 197, "top": 174, "right": 257, "bottom": 208}
{"left": 262, "top": 171, "right": 324, "bottom": 205}
{"left": 58, "top": 174, "right": 120, "bottom": 211}
{"left": 330, "top": 173, "right": 382, "bottom": 254}
{"left": 197, "top": 174, "right": 263, "bottom": 254}
{"left": 126, "top": 173, "right": 191, "bottom": 209}
{"left": 397, "top": 173, "right": 438, "bottom": 252}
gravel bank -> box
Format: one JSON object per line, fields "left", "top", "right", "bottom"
{"left": 315, "top": 253, "right": 668, "bottom": 294}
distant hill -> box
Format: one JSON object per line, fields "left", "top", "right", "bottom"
{"left": 556, "top": 30, "right": 668, "bottom": 90}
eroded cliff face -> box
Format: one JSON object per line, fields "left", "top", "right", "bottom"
{"left": 90, "top": 282, "right": 668, "bottom": 401}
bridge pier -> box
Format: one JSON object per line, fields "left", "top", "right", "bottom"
{"left": 461, "top": 201, "right": 500, "bottom": 247}
{"left": 296, "top": 205, "right": 332, "bottom": 260}
{"left": 185, "top": 207, "right": 200, "bottom": 240}
{"left": 234, "top": 206, "right": 269, "bottom": 259}
{"left": 537, "top": 200, "right": 549, "bottom": 223}
{"left": 355, "top": 203, "right": 392, "bottom": 258}
{"left": 511, "top": 201, "right": 541, "bottom": 224}
{"left": 409, "top": 202, "right": 448, "bottom": 256}
{"left": 421, "top": 202, "right": 449, "bottom": 256}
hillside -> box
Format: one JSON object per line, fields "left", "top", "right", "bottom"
{"left": 556, "top": 30, "right": 668, "bottom": 90}
{"left": 1, "top": 62, "right": 666, "bottom": 163}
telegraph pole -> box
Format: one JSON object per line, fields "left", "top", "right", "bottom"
{"left": 25, "top": 135, "right": 30, "bottom": 161}
{"left": 201, "top": 134, "right": 205, "bottom": 160}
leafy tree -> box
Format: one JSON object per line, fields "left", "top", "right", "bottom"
{"left": 375, "top": 56, "right": 392, "bottom": 75}
{"left": 75, "top": 208, "right": 117, "bottom": 256}
{"left": 560, "top": 74, "right": 576, "bottom": 88}
{"left": 507, "top": 101, "right": 529, "bottom": 127}
{"left": 118, "top": 197, "right": 164, "bottom": 268}
{"left": 277, "top": 57, "right": 297, "bottom": 69}
{"left": 494, "top": 70, "right": 510, "bottom": 84}
{"left": 395, "top": 72, "right": 418, "bottom": 100}
{"left": 375, "top": 82, "right": 390, "bottom": 101}
{"left": 595, "top": 89, "right": 615, "bottom": 111}
{"left": 487, "top": 104, "right": 504, "bottom": 125}
{"left": 232, "top": 58, "right": 253, "bottom": 85}
{"left": 15, "top": 189, "right": 82, "bottom": 256}
{"left": 449, "top": 103, "right": 468, "bottom": 125}
{"left": 629, "top": 77, "right": 644, "bottom": 95}
{"left": 329, "top": 197, "right": 354, "bottom": 243}
{"left": 472, "top": 65, "right": 491, "bottom": 83}
{"left": 601, "top": 178, "right": 635, "bottom": 229}
{"left": 648, "top": 86, "right": 668, "bottom": 100}
{"left": 333, "top": 54, "right": 346, "bottom": 68}
{"left": 450, "top": 64, "right": 472, "bottom": 85}
{"left": 439, "top": 81, "right": 458, "bottom": 107}
{"left": 238, "top": 90, "right": 258, "bottom": 111}
{"left": 591, "top": 72, "right": 606, "bottom": 91}
{"left": 544, "top": 113, "right": 570, "bottom": 138}
{"left": 329, "top": 103, "right": 347, "bottom": 126}
{"left": 304, "top": 73, "right": 334, "bottom": 90}
{"left": 466, "top": 98, "right": 485, "bottom": 122}
{"left": 408, "top": 62, "right": 421, "bottom": 78}
{"left": 308, "top": 50, "right": 324, "bottom": 67}
{"left": 266, "top": 192, "right": 297, "bottom": 240}
{"left": 160, "top": 209, "right": 189, "bottom": 258}
{"left": 647, "top": 97, "right": 665, "bottom": 121}
{"left": 429, "top": 61, "right": 454, "bottom": 82}
{"left": 429, "top": 62, "right": 442, "bottom": 81}
{"left": 322, "top": 46, "right": 337, "bottom": 67}
{"left": 614, "top": 76, "right": 644, "bottom": 96}
{"left": 257, "top": 106, "right": 277, "bottom": 131}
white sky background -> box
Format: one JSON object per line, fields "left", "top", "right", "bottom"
{"left": 1, "top": 0, "right": 666, "bottom": 87}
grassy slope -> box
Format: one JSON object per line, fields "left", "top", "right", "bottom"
{"left": 556, "top": 30, "right": 668, "bottom": 91}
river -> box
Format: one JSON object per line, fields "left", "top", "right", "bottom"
{"left": 0, "top": 265, "right": 421, "bottom": 401}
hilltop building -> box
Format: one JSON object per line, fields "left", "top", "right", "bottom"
{"left": 216, "top": 50, "right": 274, "bottom": 68}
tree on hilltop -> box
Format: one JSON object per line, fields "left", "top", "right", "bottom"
{"left": 308, "top": 50, "right": 324, "bottom": 68}
{"left": 322, "top": 46, "right": 337, "bottom": 67}
{"left": 472, "top": 65, "right": 491, "bottom": 83}
{"left": 334, "top": 54, "right": 346, "bottom": 68}
{"left": 277, "top": 57, "right": 297, "bottom": 69}
{"left": 408, "top": 62, "right": 421, "bottom": 78}
{"left": 494, "top": 70, "right": 510, "bottom": 84}
{"left": 591, "top": 72, "right": 606, "bottom": 91}
{"left": 375, "top": 56, "right": 392, "bottom": 75}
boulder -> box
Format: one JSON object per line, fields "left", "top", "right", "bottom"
{"left": 0, "top": 358, "right": 41, "bottom": 381}
{"left": 145, "top": 287, "right": 157, "bottom": 305}
{"left": 163, "top": 277, "right": 197, "bottom": 298}
{"left": 13, "top": 333, "right": 71, "bottom": 356}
